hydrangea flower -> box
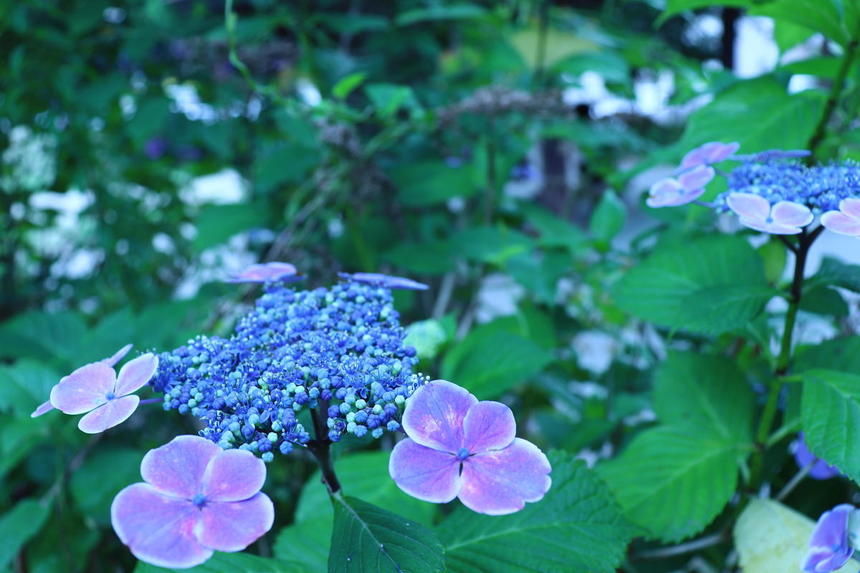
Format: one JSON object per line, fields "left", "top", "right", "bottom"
{"left": 31, "top": 344, "right": 133, "bottom": 418}
{"left": 726, "top": 193, "right": 813, "bottom": 235}
{"left": 338, "top": 272, "right": 428, "bottom": 291}
{"left": 821, "top": 198, "right": 860, "bottom": 237}
{"left": 48, "top": 352, "right": 158, "bottom": 434}
{"left": 804, "top": 504, "right": 856, "bottom": 572}
{"left": 791, "top": 433, "right": 840, "bottom": 480}
{"left": 389, "top": 380, "right": 551, "bottom": 515}
{"left": 680, "top": 141, "right": 740, "bottom": 169}
{"left": 152, "top": 281, "right": 422, "bottom": 458}
{"left": 646, "top": 165, "right": 715, "bottom": 208}
{"left": 225, "top": 262, "right": 300, "bottom": 283}
{"left": 112, "top": 435, "right": 274, "bottom": 568}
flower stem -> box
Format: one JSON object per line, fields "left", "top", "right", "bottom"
{"left": 308, "top": 405, "right": 342, "bottom": 494}
{"left": 807, "top": 31, "right": 860, "bottom": 159}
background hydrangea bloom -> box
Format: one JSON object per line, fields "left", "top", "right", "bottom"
{"left": 224, "top": 261, "right": 300, "bottom": 283}
{"left": 821, "top": 198, "right": 860, "bottom": 237}
{"left": 338, "top": 272, "right": 429, "bottom": 290}
{"left": 31, "top": 344, "right": 133, "bottom": 418}
{"left": 804, "top": 504, "right": 856, "bottom": 572}
{"left": 726, "top": 192, "right": 813, "bottom": 234}
{"left": 46, "top": 351, "right": 157, "bottom": 434}
{"left": 792, "top": 433, "right": 840, "bottom": 480}
{"left": 112, "top": 435, "right": 274, "bottom": 569}
{"left": 389, "top": 380, "right": 551, "bottom": 515}
{"left": 680, "top": 141, "right": 739, "bottom": 168}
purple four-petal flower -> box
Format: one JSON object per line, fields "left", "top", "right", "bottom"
{"left": 224, "top": 262, "right": 301, "bottom": 284}
{"left": 32, "top": 344, "right": 133, "bottom": 418}
{"left": 647, "top": 165, "right": 715, "bottom": 208}
{"left": 726, "top": 192, "right": 813, "bottom": 235}
{"left": 680, "top": 141, "right": 740, "bottom": 169}
{"left": 804, "top": 504, "right": 856, "bottom": 572}
{"left": 48, "top": 351, "right": 158, "bottom": 434}
{"left": 338, "top": 272, "right": 429, "bottom": 291}
{"left": 821, "top": 198, "right": 860, "bottom": 238}
{"left": 112, "top": 435, "right": 274, "bottom": 569}
{"left": 389, "top": 380, "right": 551, "bottom": 515}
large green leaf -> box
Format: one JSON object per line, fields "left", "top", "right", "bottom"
{"left": 0, "top": 499, "right": 51, "bottom": 570}
{"left": 653, "top": 352, "right": 754, "bottom": 442}
{"left": 0, "top": 360, "right": 59, "bottom": 418}
{"left": 390, "top": 161, "right": 476, "bottom": 207}
{"left": 439, "top": 452, "right": 635, "bottom": 573}
{"left": 796, "top": 336, "right": 860, "bottom": 372}
{"left": 597, "top": 425, "right": 740, "bottom": 542}
{"left": 135, "top": 552, "right": 304, "bottom": 572}
{"left": 589, "top": 191, "right": 627, "bottom": 245}
{"left": 441, "top": 321, "right": 554, "bottom": 399}
{"left": 328, "top": 494, "right": 445, "bottom": 573}
{"left": 613, "top": 235, "right": 773, "bottom": 335}
{"left": 678, "top": 78, "right": 826, "bottom": 153}
{"left": 807, "top": 256, "right": 860, "bottom": 293}
{"left": 801, "top": 369, "right": 860, "bottom": 483}
{"left": 0, "top": 310, "right": 87, "bottom": 364}
{"left": 71, "top": 448, "right": 143, "bottom": 525}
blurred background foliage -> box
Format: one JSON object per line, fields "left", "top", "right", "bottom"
{"left": 3, "top": 0, "right": 860, "bottom": 571}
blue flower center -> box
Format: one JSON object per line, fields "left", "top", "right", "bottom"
{"left": 105, "top": 392, "right": 116, "bottom": 401}
{"left": 192, "top": 493, "right": 207, "bottom": 508}
{"left": 455, "top": 447, "right": 470, "bottom": 461}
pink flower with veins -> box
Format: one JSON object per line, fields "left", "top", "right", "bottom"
{"left": 224, "top": 262, "right": 300, "bottom": 283}
{"left": 112, "top": 435, "right": 274, "bottom": 569}
{"left": 680, "top": 141, "right": 740, "bottom": 169}
{"left": 821, "top": 198, "right": 860, "bottom": 237}
{"left": 726, "top": 193, "right": 814, "bottom": 235}
{"left": 646, "top": 165, "right": 715, "bottom": 208}
{"left": 47, "top": 351, "right": 159, "bottom": 434}
{"left": 389, "top": 380, "right": 551, "bottom": 515}
{"left": 31, "top": 343, "right": 133, "bottom": 419}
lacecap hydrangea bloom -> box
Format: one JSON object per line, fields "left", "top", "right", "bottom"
{"left": 804, "top": 504, "right": 859, "bottom": 572}
{"left": 389, "top": 380, "right": 551, "bottom": 515}
{"left": 646, "top": 142, "right": 860, "bottom": 238}
{"left": 112, "top": 435, "right": 274, "bottom": 568}
{"left": 151, "top": 277, "right": 424, "bottom": 461}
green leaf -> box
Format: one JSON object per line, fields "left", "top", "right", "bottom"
{"left": 365, "top": 83, "right": 420, "bottom": 117}
{"left": 441, "top": 321, "right": 554, "bottom": 399}
{"left": 449, "top": 226, "right": 533, "bottom": 265}
{"left": 807, "top": 256, "right": 860, "bottom": 293}
{"left": 678, "top": 78, "right": 826, "bottom": 154}
{"left": 613, "top": 235, "right": 773, "bottom": 335}
{"left": 439, "top": 452, "right": 635, "bottom": 573}
{"left": 193, "top": 202, "right": 266, "bottom": 252}
{"left": 383, "top": 239, "right": 457, "bottom": 275}
{"left": 796, "top": 336, "right": 860, "bottom": 372}
{"left": 275, "top": 451, "right": 435, "bottom": 568}
{"left": 390, "top": 161, "right": 476, "bottom": 207}
{"left": 71, "top": 448, "right": 143, "bottom": 525}
{"left": 134, "top": 553, "right": 304, "bottom": 572}
{"left": 328, "top": 494, "right": 445, "bottom": 573}
{"left": 589, "top": 191, "right": 627, "bottom": 245}
{"left": 0, "top": 360, "right": 59, "bottom": 417}
{"left": 0, "top": 499, "right": 51, "bottom": 570}
{"left": 597, "top": 425, "right": 740, "bottom": 542}
{"left": 799, "top": 286, "right": 849, "bottom": 317}
{"left": 520, "top": 203, "right": 588, "bottom": 252}
{"left": 801, "top": 369, "right": 860, "bottom": 483}
{"left": 395, "top": 4, "right": 487, "bottom": 26}
{"left": 653, "top": 352, "right": 754, "bottom": 442}
{"left": 332, "top": 72, "right": 367, "bottom": 99}
{"left": 0, "top": 310, "right": 87, "bottom": 365}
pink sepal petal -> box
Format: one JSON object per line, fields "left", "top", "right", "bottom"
{"left": 678, "top": 165, "right": 715, "bottom": 190}
{"left": 141, "top": 435, "right": 221, "bottom": 498}
{"left": 49, "top": 363, "right": 115, "bottom": 414}
{"left": 196, "top": 493, "right": 274, "bottom": 552}
{"left": 840, "top": 198, "right": 860, "bottom": 219}
{"left": 389, "top": 438, "right": 462, "bottom": 503}
{"left": 114, "top": 353, "right": 159, "bottom": 396}
{"left": 681, "top": 141, "right": 739, "bottom": 168}
{"left": 31, "top": 400, "right": 54, "bottom": 418}
{"left": 202, "top": 449, "right": 266, "bottom": 502}
{"left": 822, "top": 211, "right": 860, "bottom": 236}
{"left": 726, "top": 193, "right": 770, "bottom": 220}
{"left": 111, "top": 483, "right": 212, "bottom": 569}
{"left": 463, "top": 401, "right": 516, "bottom": 453}
{"left": 402, "top": 380, "right": 477, "bottom": 452}
{"left": 225, "top": 262, "right": 298, "bottom": 283}
{"left": 78, "top": 395, "right": 140, "bottom": 434}
{"left": 103, "top": 344, "right": 134, "bottom": 367}
{"left": 738, "top": 219, "right": 803, "bottom": 235}
{"left": 771, "top": 201, "right": 813, "bottom": 227}
{"left": 458, "top": 438, "right": 552, "bottom": 516}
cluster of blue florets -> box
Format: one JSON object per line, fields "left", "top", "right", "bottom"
{"left": 150, "top": 279, "right": 423, "bottom": 461}
{"left": 720, "top": 159, "right": 860, "bottom": 212}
